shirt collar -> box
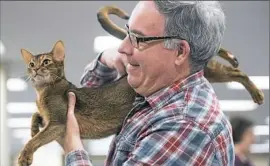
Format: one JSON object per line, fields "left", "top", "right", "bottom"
{"left": 145, "top": 70, "right": 205, "bottom": 109}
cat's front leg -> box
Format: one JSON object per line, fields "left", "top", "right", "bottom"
{"left": 18, "top": 123, "right": 65, "bottom": 166}
{"left": 31, "top": 112, "right": 44, "bottom": 137}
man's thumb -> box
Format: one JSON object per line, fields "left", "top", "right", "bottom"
{"left": 68, "top": 92, "right": 76, "bottom": 115}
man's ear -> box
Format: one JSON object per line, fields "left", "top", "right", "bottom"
{"left": 175, "top": 40, "right": 190, "bottom": 66}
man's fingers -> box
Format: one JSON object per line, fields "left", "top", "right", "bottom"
{"left": 68, "top": 92, "right": 76, "bottom": 115}
{"left": 66, "top": 92, "right": 79, "bottom": 135}
{"left": 64, "top": 92, "right": 83, "bottom": 154}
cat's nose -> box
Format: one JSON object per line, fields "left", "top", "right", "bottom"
{"left": 37, "top": 69, "right": 45, "bottom": 75}
{"left": 34, "top": 68, "right": 42, "bottom": 74}
{"left": 33, "top": 68, "right": 38, "bottom": 72}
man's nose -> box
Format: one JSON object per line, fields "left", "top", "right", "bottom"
{"left": 118, "top": 36, "right": 133, "bottom": 56}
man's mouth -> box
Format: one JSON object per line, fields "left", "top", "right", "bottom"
{"left": 128, "top": 63, "right": 139, "bottom": 67}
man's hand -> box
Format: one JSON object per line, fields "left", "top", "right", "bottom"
{"left": 64, "top": 92, "right": 85, "bottom": 155}
{"left": 99, "top": 47, "right": 128, "bottom": 76}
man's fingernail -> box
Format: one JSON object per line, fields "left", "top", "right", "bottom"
{"left": 69, "top": 92, "right": 75, "bottom": 97}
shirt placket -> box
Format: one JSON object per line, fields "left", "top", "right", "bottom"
{"left": 107, "top": 95, "right": 149, "bottom": 165}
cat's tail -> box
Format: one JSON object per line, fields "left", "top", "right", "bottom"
{"left": 97, "top": 5, "right": 129, "bottom": 40}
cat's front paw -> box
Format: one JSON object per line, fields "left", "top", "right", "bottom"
{"left": 18, "top": 149, "right": 33, "bottom": 166}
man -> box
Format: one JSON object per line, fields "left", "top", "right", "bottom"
{"left": 64, "top": 1, "right": 234, "bottom": 165}
{"left": 230, "top": 117, "right": 255, "bottom": 166}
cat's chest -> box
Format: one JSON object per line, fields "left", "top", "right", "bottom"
{"left": 36, "top": 98, "right": 50, "bottom": 121}
{"left": 36, "top": 94, "right": 59, "bottom": 116}
{"left": 36, "top": 91, "right": 68, "bottom": 123}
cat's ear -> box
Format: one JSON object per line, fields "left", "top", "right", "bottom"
{"left": 21, "top": 49, "right": 33, "bottom": 64}
{"left": 52, "top": 40, "right": 65, "bottom": 62}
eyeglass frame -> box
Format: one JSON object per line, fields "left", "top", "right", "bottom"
{"left": 125, "top": 24, "right": 188, "bottom": 48}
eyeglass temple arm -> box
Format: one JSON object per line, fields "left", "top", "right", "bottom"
{"left": 139, "top": 36, "right": 184, "bottom": 42}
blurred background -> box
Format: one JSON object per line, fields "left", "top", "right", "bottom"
{"left": 0, "top": 1, "right": 269, "bottom": 166}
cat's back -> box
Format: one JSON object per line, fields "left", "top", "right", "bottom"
{"left": 80, "top": 76, "right": 136, "bottom": 105}
{"left": 71, "top": 76, "right": 136, "bottom": 117}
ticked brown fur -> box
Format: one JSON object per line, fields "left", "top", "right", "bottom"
{"left": 18, "top": 41, "right": 137, "bottom": 166}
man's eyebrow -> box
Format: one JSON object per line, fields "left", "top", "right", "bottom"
{"left": 127, "top": 24, "right": 146, "bottom": 36}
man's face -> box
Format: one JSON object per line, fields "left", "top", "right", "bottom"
{"left": 118, "top": 1, "right": 188, "bottom": 96}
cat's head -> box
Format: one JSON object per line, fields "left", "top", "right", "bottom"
{"left": 21, "top": 40, "right": 66, "bottom": 87}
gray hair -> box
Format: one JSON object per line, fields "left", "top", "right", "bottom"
{"left": 154, "top": 1, "right": 226, "bottom": 73}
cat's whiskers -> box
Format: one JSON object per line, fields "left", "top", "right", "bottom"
{"left": 21, "top": 75, "right": 33, "bottom": 82}
{"left": 13, "top": 73, "right": 29, "bottom": 80}
{"left": 50, "top": 73, "right": 62, "bottom": 80}
{"left": 13, "top": 71, "right": 36, "bottom": 83}
{"left": 25, "top": 76, "right": 32, "bottom": 82}
{"left": 49, "top": 67, "right": 60, "bottom": 71}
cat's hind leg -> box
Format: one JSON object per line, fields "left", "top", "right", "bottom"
{"left": 205, "top": 60, "right": 264, "bottom": 105}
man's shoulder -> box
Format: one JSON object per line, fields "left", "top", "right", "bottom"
{"left": 148, "top": 75, "right": 231, "bottom": 136}
{"left": 160, "top": 78, "right": 231, "bottom": 137}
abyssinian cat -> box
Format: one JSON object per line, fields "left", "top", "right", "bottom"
{"left": 18, "top": 40, "right": 137, "bottom": 166}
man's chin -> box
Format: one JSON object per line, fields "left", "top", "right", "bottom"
{"left": 127, "top": 77, "right": 146, "bottom": 96}
{"left": 127, "top": 75, "right": 138, "bottom": 87}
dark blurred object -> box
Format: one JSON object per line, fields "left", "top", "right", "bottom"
{"left": 230, "top": 117, "right": 256, "bottom": 166}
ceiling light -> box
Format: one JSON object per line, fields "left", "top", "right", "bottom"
{"left": 250, "top": 143, "right": 269, "bottom": 153}
{"left": 8, "top": 117, "right": 32, "bottom": 128}
{"left": 6, "top": 78, "right": 28, "bottom": 91}
{"left": 94, "top": 36, "right": 122, "bottom": 53}
{"left": 219, "top": 100, "right": 258, "bottom": 111}
{"left": 7, "top": 102, "right": 37, "bottom": 114}
{"left": 13, "top": 129, "right": 31, "bottom": 139}
{"left": 227, "top": 76, "right": 269, "bottom": 90}
{"left": 253, "top": 125, "right": 269, "bottom": 136}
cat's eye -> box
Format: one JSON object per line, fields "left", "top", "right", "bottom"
{"left": 29, "top": 62, "right": 35, "bottom": 68}
{"left": 43, "top": 59, "right": 51, "bottom": 65}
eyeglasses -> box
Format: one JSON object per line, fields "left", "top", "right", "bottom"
{"left": 125, "top": 24, "right": 187, "bottom": 49}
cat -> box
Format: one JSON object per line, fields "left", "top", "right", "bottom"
{"left": 97, "top": 5, "right": 265, "bottom": 105}
{"left": 18, "top": 40, "right": 137, "bottom": 166}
